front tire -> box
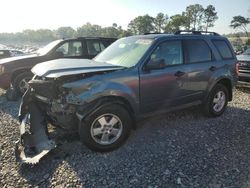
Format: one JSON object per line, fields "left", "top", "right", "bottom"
{"left": 203, "top": 84, "right": 229, "bottom": 117}
{"left": 12, "top": 72, "right": 33, "bottom": 95}
{"left": 79, "top": 104, "right": 132, "bottom": 152}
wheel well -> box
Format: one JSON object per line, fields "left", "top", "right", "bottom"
{"left": 102, "top": 96, "right": 136, "bottom": 129}
{"left": 88, "top": 96, "right": 137, "bottom": 129}
{"left": 11, "top": 69, "right": 31, "bottom": 83}
{"left": 217, "top": 78, "right": 232, "bottom": 101}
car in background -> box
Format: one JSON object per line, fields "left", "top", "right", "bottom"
{"left": 0, "top": 37, "right": 116, "bottom": 97}
{"left": 237, "top": 47, "right": 250, "bottom": 82}
{"left": 0, "top": 49, "right": 25, "bottom": 59}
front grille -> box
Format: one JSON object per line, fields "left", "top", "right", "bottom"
{"left": 239, "top": 61, "right": 250, "bottom": 71}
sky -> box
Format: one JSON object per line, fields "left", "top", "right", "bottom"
{"left": 0, "top": 0, "right": 249, "bottom": 34}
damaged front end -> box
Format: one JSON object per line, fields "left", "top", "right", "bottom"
{"left": 16, "top": 77, "right": 78, "bottom": 164}
{"left": 15, "top": 60, "right": 124, "bottom": 164}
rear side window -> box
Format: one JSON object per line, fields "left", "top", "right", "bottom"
{"left": 185, "top": 40, "right": 212, "bottom": 63}
{"left": 87, "top": 40, "right": 103, "bottom": 56}
{"left": 212, "top": 40, "right": 233, "bottom": 59}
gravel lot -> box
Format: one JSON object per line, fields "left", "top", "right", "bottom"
{"left": 0, "top": 86, "right": 250, "bottom": 188}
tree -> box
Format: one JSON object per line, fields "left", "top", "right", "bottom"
{"left": 166, "top": 14, "right": 187, "bottom": 32}
{"left": 56, "top": 27, "right": 76, "bottom": 39}
{"left": 101, "top": 26, "right": 121, "bottom": 38}
{"left": 185, "top": 4, "right": 204, "bottom": 30}
{"left": 128, "top": 14, "right": 155, "bottom": 34}
{"left": 154, "top": 13, "right": 168, "bottom": 32}
{"left": 230, "top": 16, "right": 250, "bottom": 38}
{"left": 76, "top": 22, "right": 102, "bottom": 37}
{"left": 203, "top": 5, "right": 218, "bottom": 31}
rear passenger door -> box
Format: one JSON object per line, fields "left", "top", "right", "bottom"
{"left": 181, "top": 39, "right": 216, "bottom": 102}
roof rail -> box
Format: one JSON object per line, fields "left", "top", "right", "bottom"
{"left": 174, "top": 30, "right": 220, "bottom": 36}
{"left": 144, "top": 32, "right": 162, "bottom": 35}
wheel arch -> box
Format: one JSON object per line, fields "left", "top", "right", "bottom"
{"left": 77, "top": 96, "right": 137, "bottom": 129}
{"left": 206, "top": 77, "right": 233, "bottom": 102}
{"left": 11, "top": 68, "right": 32, "bottom": 83}
{"left": 217, "top": 78, "right": 232, "bottom": 101}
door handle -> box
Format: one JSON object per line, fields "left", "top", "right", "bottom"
{"left": 175, "top": 71, "right": 185, "bottom": 77}
{"left": 209, "top": 66, "right": 216, "bottom": 71}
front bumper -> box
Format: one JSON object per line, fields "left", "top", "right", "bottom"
{"left": 239, "top": 71, "right": 250, "bottom": 82}
{"left": 16, "top": 90, "right": 56, "bottom": 164}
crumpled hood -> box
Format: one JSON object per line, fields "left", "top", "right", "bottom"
{"left": 31, "top": 58, "right": 124, "bottom": 78}
{"left": 237, "top": 54, "right": 250, "bottom": 62}
{"left": 0, "top": 54, "right": 37, "bottom": 65}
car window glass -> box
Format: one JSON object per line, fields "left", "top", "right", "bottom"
{"left": 56, "top": 41, "right": 82, "bottom": 57}
{"left": 150, "top": 40, "right": 183, "bottom": 66}
{"left": 100, "top": 42, "right": 105, "bottom": 51}
{"left": 87, "top": 41, "right": 102, "bottom": 56}
{"left": 243, "top": 48, "right": 250, "bottom": 55}
{"left": 94, "top": 37, "right": 153, "bottom": 68}
{"left": 212, "top": 40, "right": 233, "bottom": 59}
{"left": 102, "top": 40, "right": 114, "bottom": 47}
{"left": 185, "top": 40, "right": 212, "bottom": 63}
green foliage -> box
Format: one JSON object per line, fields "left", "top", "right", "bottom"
{"left": 154, "top": 13, "right": 168, "bottom": 32}
{"left": 185, "top": 4, "right": 204, "bottom": 30}
{"left": 203, "top": 5, "right": 218, "bottom": 31}
{"left": 56, "top": 27, "right": 76, "bottom": 38}
{"left": 246, "top": 38, "right": 250, "bottom": 45}
{"left": 128, "top": 14, "right": 155, "bottom": 34}
{"left": 166, "top": 14, "right": 187, "bottom": 32}
{"left": 230, "top": 16, "right": 250, "bottom": 38}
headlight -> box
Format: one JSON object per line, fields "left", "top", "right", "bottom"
{"left": 0, "top": 65, "right": 5, "bottom": 75}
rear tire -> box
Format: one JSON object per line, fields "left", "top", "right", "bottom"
{"left": 12, "top": 72, "right": 33, "bottom": 95}
{"left": 79, "top": 104, "right": 132, "bottom": 152}
{"left": 203, "top": 84, "right": 229, "bottom": 117}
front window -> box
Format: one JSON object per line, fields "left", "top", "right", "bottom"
{"left": 36, "top": 40, "right": 62, "bottom": 55}
{"left": 94, "top": 37, "right": 153, "bottom": 68}
{"left": 56, "top": 41, "right": 82, "bottom": 57}
{"left": 150, "top": 40, "right": 183, "bottom": 65}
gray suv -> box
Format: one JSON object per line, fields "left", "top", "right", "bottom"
{"left": 16, "top": 31, "right": 238, "bottom": 164}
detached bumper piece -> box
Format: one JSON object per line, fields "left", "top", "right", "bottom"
{"left": 15, "top": 103, "right": 56, "bottom": 164}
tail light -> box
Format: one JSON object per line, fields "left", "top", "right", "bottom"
{"left": 236, "top": 61, "right": 240, "bottom": 76}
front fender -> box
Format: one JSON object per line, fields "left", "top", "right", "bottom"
{"left": 65, "top": 80, "right": 139, "bottom": 115}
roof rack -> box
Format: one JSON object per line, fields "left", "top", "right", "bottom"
{"left": 174, "top": 30, "right": 220, "bottom": 36}
{"left": 76, "top": 37, "right": 117, "bottom": 40}
{"left": 144, "top": 32, "right": 162, "bottom": 35}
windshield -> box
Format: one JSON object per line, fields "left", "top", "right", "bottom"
{"left": 94, "top": 37, "right": 153, "bottom": 68}
{"left": 243, "top": 48, "right": 250, "bottom": 55}
{"left": 36, "top": 40, "right": 62, "bottom": 55}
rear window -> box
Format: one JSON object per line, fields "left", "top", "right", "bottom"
{"left": 212, "top": 40, "right": 233, "bottom": 59}
{"left": 185, "top": 40, "right": 212, "bottom": 63}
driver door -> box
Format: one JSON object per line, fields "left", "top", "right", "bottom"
{"left": 139, "top": 40, "right": 189, "bottom": 113}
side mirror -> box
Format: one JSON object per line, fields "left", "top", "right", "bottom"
{"left": 144, "top": 58, "right": 166, "bottom": 70}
